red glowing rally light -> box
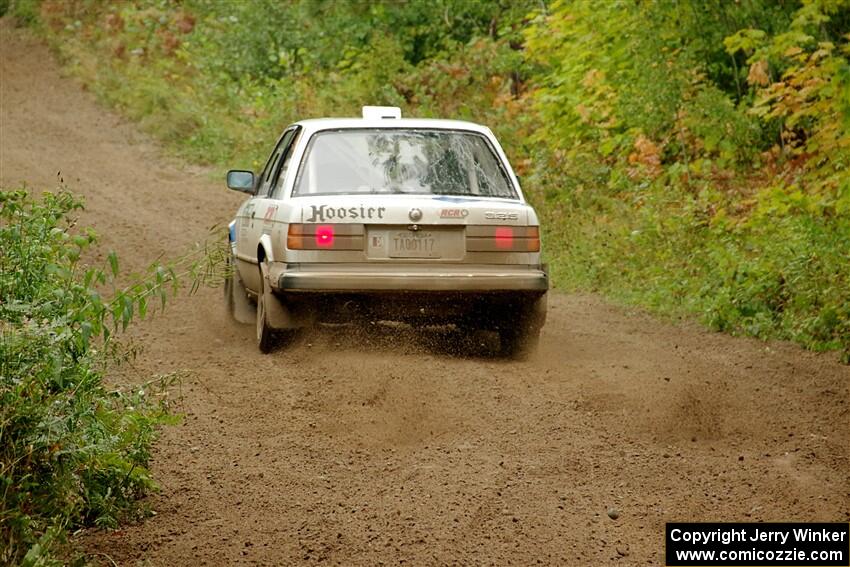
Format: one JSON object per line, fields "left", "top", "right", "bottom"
{"left": 494, "top": 226, "right": 514, "bottom": 249}
{"left": 315, "top": 224, "right": 334, "bottom": 248}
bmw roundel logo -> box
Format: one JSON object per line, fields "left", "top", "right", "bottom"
{"left": 408, "top": 208, "right": 423, "bottom": 222}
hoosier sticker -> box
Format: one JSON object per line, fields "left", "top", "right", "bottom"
{"left": 304, "top": 204, "right": 386, "bottom": 223}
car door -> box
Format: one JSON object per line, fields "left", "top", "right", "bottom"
{"left": 236, "top": 127, "right": 298, "bottom": 291}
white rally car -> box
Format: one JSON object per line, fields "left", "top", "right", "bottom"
{"left": 225, "top": 106, "right": 547, "bottom": 356}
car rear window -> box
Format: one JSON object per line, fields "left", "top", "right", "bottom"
{"left": 293, "top": 128, "right": 517, "bottom": 199}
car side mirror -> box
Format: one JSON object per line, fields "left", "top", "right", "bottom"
{"left": 227, "top": 170, "right": 255, "bottom": 194}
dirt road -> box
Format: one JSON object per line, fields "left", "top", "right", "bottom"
{"left": 2, "top": 21, "right": 848, "bottom": 566}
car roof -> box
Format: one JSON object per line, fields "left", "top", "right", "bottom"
{"left": 292, "top": 117, "right": 494, "bottom": 137}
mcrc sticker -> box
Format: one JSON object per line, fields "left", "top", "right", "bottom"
{"left": 440, "top": 208, "right": 469, "bottom": 218}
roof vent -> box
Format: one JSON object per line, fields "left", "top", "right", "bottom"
{"left": 362, "top": 106, "right": 402, "bottom": 120}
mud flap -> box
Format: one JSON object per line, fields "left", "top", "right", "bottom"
{"left": 498, "top": 293, "right": 547, "bottom": 359}
{"left": 529, "top": 293, "right": 548, "bottom": 330}
{"left": 260, "top": 262, "right": 300, "bottom": 330}
{"left": 232, "top": 282, "right": 255, "bottom": 326}
{"left": 226, "top": 257, "right": 255, "bottom": 325}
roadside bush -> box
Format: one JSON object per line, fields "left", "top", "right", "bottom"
{"left": 523, "top": 0, "right": 850, "bottom": 361}
{"left": 0, "top": 189, "right": 219, "bottom": 565}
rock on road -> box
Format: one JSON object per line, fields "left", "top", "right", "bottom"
{"left": 2, "top": 20, "right": 848, "bottom": 566}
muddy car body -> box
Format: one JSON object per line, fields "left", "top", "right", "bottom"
{"left": 225, "top": 107, "right": 547, "bottom": 355}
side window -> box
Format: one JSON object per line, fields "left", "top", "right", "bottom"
{"left": 271, "top": 128, "right": 302, "bottom": 198}
{"left": 256, "top": 128, "right": 295, "bottom": 197}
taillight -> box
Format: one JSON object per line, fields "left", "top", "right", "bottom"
{"left": 287, "top": 224, "right": 364, "bottom": 250}
{"left": 466, "top": 225, "right": 540, "bottom": 252}
{"left": 494, "top": 227, "right": 514, "bottom": 250}
{"left": 526, "top": 226, "right": 541, "bottom": 252}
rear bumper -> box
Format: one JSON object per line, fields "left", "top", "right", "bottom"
{"left": 270, "top": 262, "right": 548, "bottom": 293}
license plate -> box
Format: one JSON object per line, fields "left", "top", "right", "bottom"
{"left": 389, "top": 231, "right": 439, "bottom": 258}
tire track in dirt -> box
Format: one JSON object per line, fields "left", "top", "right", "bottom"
{"left": 2, "top": 20, "right": 848, "bottom": 566}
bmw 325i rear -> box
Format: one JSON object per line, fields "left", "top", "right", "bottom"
{"left": 225, "top": 109, "right": 547, "bottom": 356}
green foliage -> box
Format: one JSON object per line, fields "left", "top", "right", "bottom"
{"left": 0, "top": 189, "right": 223, "bottom": 564}
{"left": 32, "top": 0, "right": 536, "bottom": 169}
{"left": 3, "top": 0, "right": 41, "bottom": 25}
{"left": 524, "top": 0, "right": 850, "bottom": 361}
